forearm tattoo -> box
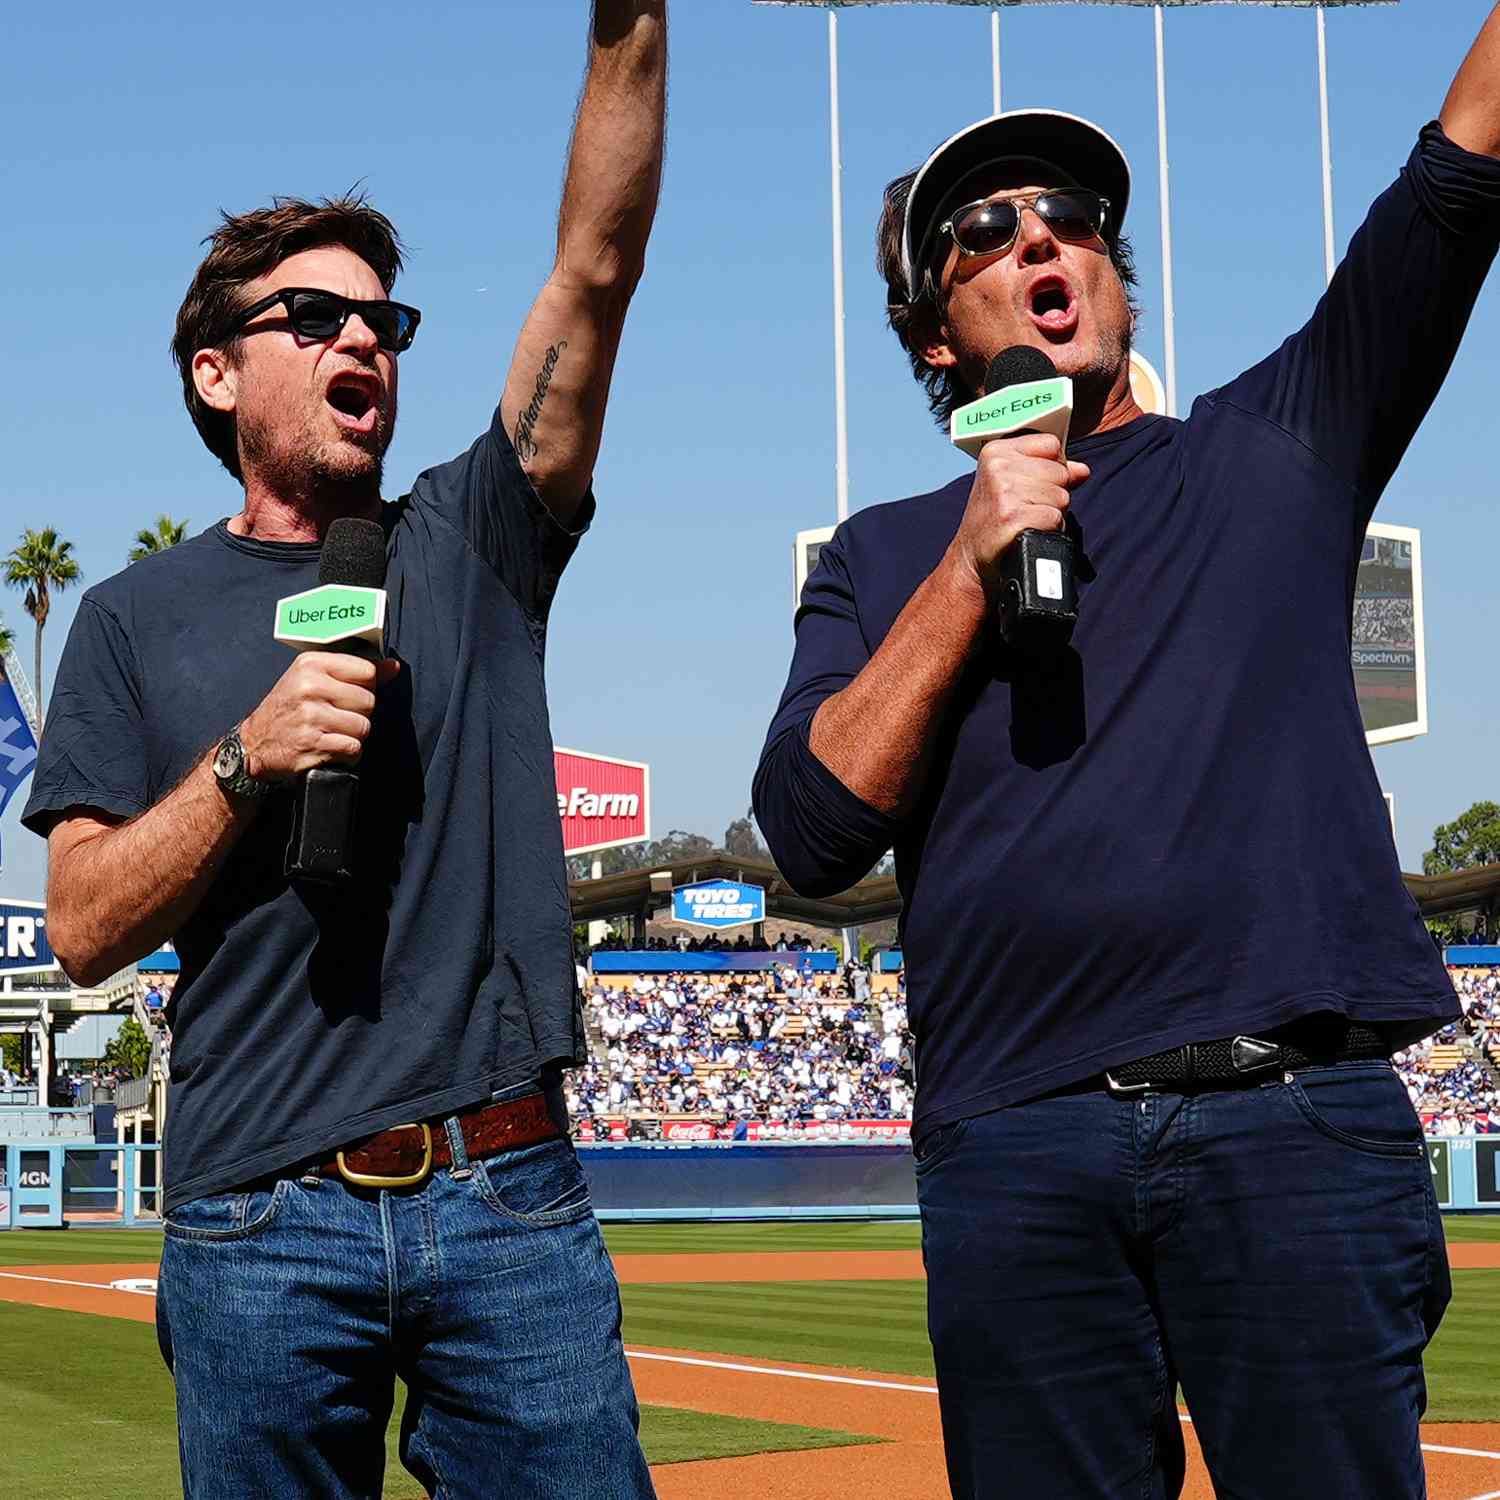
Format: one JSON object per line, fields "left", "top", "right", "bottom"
{"left": 514, "top": 341, "right": 568, "bottom": 462}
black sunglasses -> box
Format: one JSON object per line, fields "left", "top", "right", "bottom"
{"left": 931, "top": 189, "right": 1110, "bottom": 271}
{"left": 224, "top": 287, "right": 421, "bottom": 354}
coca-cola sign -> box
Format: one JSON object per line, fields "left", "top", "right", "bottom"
{"left": 554, "top": 748, "right": 650, "bottom": 857}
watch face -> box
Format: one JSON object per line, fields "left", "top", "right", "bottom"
{"left": 214, "top": 738, "right": 242, "bottom": 780}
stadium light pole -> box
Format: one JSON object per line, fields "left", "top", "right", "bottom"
{"left": 1154, "top": 4, "right": 1179, "bottom": 418}
{"left": 829, "top": 7, "right": 851, "bottom": 524}
{"left": 992, "top": 9, "right": 1003, "bottom": 113}
{"left": 1317, "top": 5, "right": 1337, "bottom": 286}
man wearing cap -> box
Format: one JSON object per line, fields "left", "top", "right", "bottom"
{"left": 755, "top": 11, "right": 1500, "bottom": 1497}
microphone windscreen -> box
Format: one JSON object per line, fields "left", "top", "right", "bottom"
{"left": 985, "top": 346, "right": 1057, "bottom": 396}
{"left": 319, "top": 517, "right": 387, "bottom": 588}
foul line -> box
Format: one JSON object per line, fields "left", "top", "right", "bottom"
{"left": 0, "top": 1271, "right": 155, "bottom": 1297}
{"left": 625, "top": 1349, "right": 938, "bottom": 1395}
{"left": 625, "top": 1349, "right": 1500, "bottom": 1467}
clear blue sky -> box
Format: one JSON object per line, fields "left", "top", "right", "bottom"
{"left": 2, "top": 0, "right": 1496, "bottom": 902}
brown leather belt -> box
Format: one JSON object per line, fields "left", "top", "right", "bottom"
{"left": 319, "top": 1092, "right": 559, "bottom": 1189}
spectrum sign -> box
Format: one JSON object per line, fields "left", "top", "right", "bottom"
{"left": 554, "top": 748, "right": 651, "bottom": 858}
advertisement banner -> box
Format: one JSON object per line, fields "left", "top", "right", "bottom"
{"left": 1428, "top": 1141, "right": 1452, "bottom": 1207}
{"left": 659, "top": 1119, "right": 722, "bottom": 1142}
{"left": 746, "top": 1119, "right": 913, "bottom": 1141}
{"left": 554, "top": 748, "right": 650, "bottom": 857}
{"left": 0, "top": 898, "right": 58, "bottom": 978}
{"left": 1478, "top": 1140, "right": 1500, "bottom": 1206}
{"left": 0, "top": 658, "right": 39, "bottom": 867}
{"left": 1355, "top": 524, "right": 1426, "bottom": 746}
{"left": 592, "top": 950, "right": 840, "bottom": 975}
{"left": 673, "top": 880, "right": 766, "bottom": 929}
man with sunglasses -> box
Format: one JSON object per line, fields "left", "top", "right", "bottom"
{"left": 23, "top": 5, "right": 665, "bottom": 1497}
{"left": 756, "top": 12, "right": 1500, "bottom": 1497}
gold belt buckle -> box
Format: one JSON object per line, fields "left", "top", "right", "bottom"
{"left": 336, "top": 1123, "right": 434, "bottom": 1188}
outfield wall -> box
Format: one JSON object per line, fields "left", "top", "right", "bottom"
{"left": 2, "top": 1136, "right": 1495, "bottom": 1226}
{"left": 579, "top": 1143, "right": 921, "bottom": 1220}
{"left": 575, "top": 1136, "right": 1500, "bottom": 1222}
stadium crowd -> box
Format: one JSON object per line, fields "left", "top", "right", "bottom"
{"left": 1352, "top": 595, "right": 1415, "bottom": 646}
{"left": 567, "top": 960, "right": 1500, "bottom": 1135}
{"left": 1390, "top": 966, "right": 1499, "bottom": 1132}
{"left": 565, "top": 965, "right": 914, "bottom": 1131}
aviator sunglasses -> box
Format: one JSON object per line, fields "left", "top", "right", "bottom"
{"left": 930, "top": 189, "right": 1111, "bottom": 274}
{"left": 224, "top": 287, "right": 422, "bottom": 354}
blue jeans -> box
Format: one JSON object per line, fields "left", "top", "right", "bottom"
{"left": 156, "top": 1117, "right": 654, "bottom": 1499}
{"left": 915, "top": 1060, "right": 1450, "bottom": 1499}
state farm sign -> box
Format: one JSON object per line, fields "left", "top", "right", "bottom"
{"left": 555, "top": 748, "right": 650, "bottom": 858}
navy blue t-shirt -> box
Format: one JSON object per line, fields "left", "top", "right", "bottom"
{"left": 24, "top": 408, "right": 589, "bottom": 1210}
{"left": 755, "top": 124, "right": 1495, "bottom": 1139}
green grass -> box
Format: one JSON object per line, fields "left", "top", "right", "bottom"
{"left": 602, "top": 1219, "right": 922, "bottom": 1255}
{"left": 4, "top": 1213, "right": 1493, "bottom": 1263}
{"left": 0, "top": 1304, "right": 873, "bottom": 1498}
{"left": 1441, "top": 1215, "right": 1500, "bottom": 1243}
{"left": 0, "top": 1227, "right": 165, "bottom": 1267}
{"left": 1424, "top": 1271, "right": 1500, "bottom": 1422}
{"left": 622, "top": 1280, "right": 936, "bottom": 1377}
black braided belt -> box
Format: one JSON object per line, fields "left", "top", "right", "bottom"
{"left": 1104, "top": 1018, "right": 1390, "bottom": 1095}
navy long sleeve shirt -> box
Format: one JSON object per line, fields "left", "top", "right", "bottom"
{"left": 755, "top": 124, "right": 1495, "bottom": 1138}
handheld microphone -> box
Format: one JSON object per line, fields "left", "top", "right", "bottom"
{"left": 950, "top": 346, "right": 1079, "bottom": 650}
{"left": 278, "top": 516, "right": 388, "bottom": 885}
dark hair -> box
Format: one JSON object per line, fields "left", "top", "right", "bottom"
{"left": 171, "top": 193, "right": 405, "bottom": 480}
{"left": 876, "top": 169, "right": 1140, "bottom": 429}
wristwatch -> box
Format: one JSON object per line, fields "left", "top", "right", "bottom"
{"left": 212, "top": 726, "right": 275, "bottom": 802}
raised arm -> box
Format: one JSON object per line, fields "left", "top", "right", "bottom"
{"left": 501, "top": 1, "right": 667, "bottom": 524}
{"left": 1442, "top": 3, "right": 1500, "bottom": 158}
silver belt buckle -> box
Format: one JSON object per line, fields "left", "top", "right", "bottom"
{"left": 1104, "top": 1070, "right": 1153, "bottom": 1098}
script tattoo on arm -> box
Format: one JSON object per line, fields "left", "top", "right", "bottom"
{"left": 513, "top": 341, "right": 568, "bottom": 463}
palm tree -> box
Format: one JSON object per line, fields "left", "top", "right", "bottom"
{"left": 0, "top": 618, "right": 13, "bottom": 658}
{"left": 128, "top": 514, "right": 189, "bottom": 564}
{"left": 4, "top": 528, "right": 81, "bottom": 727}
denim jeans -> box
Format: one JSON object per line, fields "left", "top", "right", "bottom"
{"left": 915, "top": 1059, "right": 1450, "bottom": 1499}
{"left": 156, "top": 1115, "right": 655, "bottom": 1499}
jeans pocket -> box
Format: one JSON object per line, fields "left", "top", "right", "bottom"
{"left": 1283, "top": 1062, "right": 1425, "bottom": 1158}
{"left": 913, "top": 1116, "right": 970, "bottom": 1174}
{"left": 473, "top": 1136, "right": 593, "bottom": 1226}
{"left": 164, "top": 1179, "right": 290, "bottom": 1241}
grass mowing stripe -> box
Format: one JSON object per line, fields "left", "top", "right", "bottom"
{"left": 1442, "top": 1216, "right": 1500, "bottom": 1244}
{"left": 602, "top": 1222, "right": 922, "bottom": 1255}
{"left": 621, "top": 1281, "right": 936, "bottom": 1380}
{"left": 0, "top": 1228, "right": 166, "bottom": 1268}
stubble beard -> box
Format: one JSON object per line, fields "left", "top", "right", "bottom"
{"left": 238, "top": 403, "right": 389, "bottom": 508}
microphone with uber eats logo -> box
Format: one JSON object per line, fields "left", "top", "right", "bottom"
{"left": 950, "top": 345, "right": 1080, "bottom": 651}
{"left": 274, "top": 516, "right": 389, "bottom": 885}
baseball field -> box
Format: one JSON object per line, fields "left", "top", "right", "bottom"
{"left": 3, "top": 1216, "right": 1498, "bottom": 1498}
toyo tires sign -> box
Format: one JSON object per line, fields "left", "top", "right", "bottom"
{"left": 673, "top": 880, "right": 766, "bottom": 930}
{"left": 555, "top": 748, "right": 650, "bottom": 857}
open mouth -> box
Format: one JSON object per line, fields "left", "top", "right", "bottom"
{"left": 326, "top": 374, "right": 381, "bottom": 435}
{"left": 1027, "top": 276, "right": 1078, "bottom": 336}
